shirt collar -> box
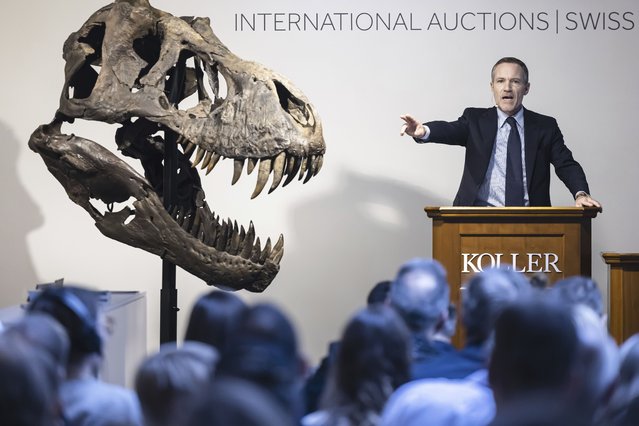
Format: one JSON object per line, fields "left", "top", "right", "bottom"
{"left": 497, "top": 106, "right": 525, "bottom": 129}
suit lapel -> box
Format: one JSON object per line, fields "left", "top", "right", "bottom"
{"left": 479, "top": 107, "right": 498, "bottom": 160}
{"left": 523, "top": 108, "right": 539, "bottom": 191}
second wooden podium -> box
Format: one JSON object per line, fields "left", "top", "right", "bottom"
{"left": 425, "top": 206, "right": 600, "bottom": 347}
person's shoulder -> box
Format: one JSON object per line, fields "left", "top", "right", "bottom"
{"left": 524, "top": 108, "right": 558, "bottom": 125}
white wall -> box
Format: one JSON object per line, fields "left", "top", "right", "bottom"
{"left": 1, "top": 0, "right": 637, "bottom": 363}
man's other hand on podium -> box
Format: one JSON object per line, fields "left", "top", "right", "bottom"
{"left": 575, "top": 192, "right": 602, "bottom": 209}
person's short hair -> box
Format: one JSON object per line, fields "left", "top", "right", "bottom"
{"left": 489, "top": 299, "right": 578, "bottom": 404}
{"left": 28, "top": 286, "right": 102, "bottom": 365}
{"left": 184, "top": 290, "right": 247, "bottom": 351}
{"left": 390, "top": 258, "right": 449, "bottom": 333}
{"left": 462, "top": 267, "right": 531, "bottom": 345}
{"left": 548, "top": 276, "right": 603, "bottom": 317}
{"left": 367, "top": 280, "right": 391, "bottom": 306}
{"left": 491, "top": 57, "right": 529, "bottom": 83}
{"left": 135, "top": 342, "right": 218, "bottom": 426}
{"left": 0, "top": 336, "right": 56, "bottom": 426}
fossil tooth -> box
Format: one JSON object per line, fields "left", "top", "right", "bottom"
{"left": 200, "top": 150, "right": 213, "bottom": 170}
{"left": 206, "top": 221, "right": 219, "bottom": 246}
{"left": 260, "top": 237, "right": 272, "bottom": 263}
{"left": 229, "top": 227, "right": 241, "bottom": 254}
{"left": 205, "top": 152, "right": 221, "bottom": 175}
{"left": 192, "top": 147, "right": 205, "bottom": 168}
{"left": 283, "top": 156, "right": 301, "bottom": 187}
{"left": 270, "top": 235, "right": 284, "bottom": 265}
{"left": 232, "top": 158, "right": 245, "bottom": 185}
{"left": 268, "top": 152, "right": 287, "bottom": 194}
{"left": 240, "top": 221, "right": 256, "bottom": 259}
{"left": 184, "top": 142, "right": 196, "bottom": 157}
{"left": 191, "top": 208, "right": 202, "bottom": 238}
{"left": 239, "top": 225, "right": 246, "bottom": 242}
{"left": 314, "top": 154, "right": 323, "bottom": 176}
{"left": 247, "top": 158, "right": 258, "bottom": 175}
{"left": 273, "top": 234, "right": 284, "bottom": 255}
{"left": 298, "top": 156, "right": 308, "bottom": 180}
{"left": 216, "top": 220, "right": 229, "bottom": 250}
{"left": 250, "top": 237, "right": 262, "bottom": 263}
{"left": 251, "top": 158, "right": 272, "bottom": 199}
{"left": 303, "top": 155, "right": 315, "bottom": 183}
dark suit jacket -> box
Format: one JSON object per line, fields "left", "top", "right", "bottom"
{"left": 422, "top": 107, "right": 589, "bottom": 206}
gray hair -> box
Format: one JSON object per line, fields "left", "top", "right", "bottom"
{"left": 462, "top": 267, "right": 531, "bottom": 345}
{"left": 390, "top": 258, "right": 449, "bottom": 334}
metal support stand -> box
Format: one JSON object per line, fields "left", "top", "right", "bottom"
{"left": 160, "top": 55, "right": 187, "bottom": 345}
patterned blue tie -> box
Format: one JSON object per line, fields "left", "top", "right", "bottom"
{"left": 505, "top": 116, "right": 525, "bottom": 206}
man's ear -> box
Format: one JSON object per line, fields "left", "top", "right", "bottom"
{"left": 524, "top": 82, "right": 530, "bottom": 95}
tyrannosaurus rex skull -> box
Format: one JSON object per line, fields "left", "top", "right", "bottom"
{"left": 29, "top": 0, "right": 325, "bottom": 292}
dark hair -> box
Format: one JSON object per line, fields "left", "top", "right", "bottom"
{"left": 184, "top": 290, "right": 247, "bottom": 351}
{"left": 216, "top": 304, "right": 302, "bottom": 421}
{"left": 367, "top": 281, "right": 391, "bottom": 306}
{"left": 548, "top": 276, "right": 603, "bottom": 317}
{"left": 28, "top": 286, "right": 102, "bottom": 366}
{"left": 491, "top": 57, "right": 529, "bottom": 83}
{"left": 185, "top": 377, "right": 292, "bottom": 426}
{"left": 489, "top": 299, "right": 578, "bottom": 404}
{"left": 322, "top": 305, "right": 411, "bottom": 426}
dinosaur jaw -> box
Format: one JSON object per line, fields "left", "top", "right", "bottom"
{"left": 29, "top": 122, "right": 281, "bottom": 292}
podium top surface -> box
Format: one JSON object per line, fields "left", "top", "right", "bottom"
{"left": 602, "top": 253, "right": 639, "bottom": 265}
{"left": 425, "top": 206, "right": 601, "bottom": 219}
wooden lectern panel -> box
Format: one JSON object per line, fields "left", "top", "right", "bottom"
{"left": 603, "top": 253, "right": 639, "bottom": 344}
{"left": 426, "top": 207, "right": 598, "bottom": 347}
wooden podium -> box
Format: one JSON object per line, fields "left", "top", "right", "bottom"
{"left": 602, "top": 253, "right": 639, "bottom": 344}
{"left": 425, "top": 206, "right": 600, "bottom": 347}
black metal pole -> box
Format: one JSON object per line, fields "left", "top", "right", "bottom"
{"left": 160, "top": 55, "right": 187, "bottom": 345}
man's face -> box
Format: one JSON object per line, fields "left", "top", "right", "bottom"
{"left": 491, "top": 62, "right": 530, "bottom": 116}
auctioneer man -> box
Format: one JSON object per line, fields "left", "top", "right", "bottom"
{"left": 400, "top": 57, "right": 601, "bottom": 209}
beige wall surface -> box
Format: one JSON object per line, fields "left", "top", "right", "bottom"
{"left": 1, "top": 0, "right": 637, "bottom": 363}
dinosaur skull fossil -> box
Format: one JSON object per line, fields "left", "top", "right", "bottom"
{"left": 29, "top": 0, "right": 325, "bottom": 292}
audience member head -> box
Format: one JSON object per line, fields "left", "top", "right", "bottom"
{"left": 185, "top": 377, "right": 292, "bottom": 426}
{"left": 462, "top": 267, "right": 531, "bottom": 347}
{"left": 570, "top": 304, "right": 619, "bottom": 417}
{"left": 380, "top": 379, "right": 495, "bottom": 426}
{"left": 604, "top": 334, "right": 639, "bottom": 424}
{"left": 322, "top": 305, "right": 411, "bottom": 425}
{"left": 528, "top": 272, "right": 549, "bottom": 290}
{"left": 184, "top": 290, "right": 247, "bottom": 351}
{"left": 28, "top": 286, "right": 103, "bottom": 376}
{"left": 135, "top": 342, "right": 218, "bottom": 426}
{"left": 548, "top": 275, "right": 604, "bottom": 317}
{"left": 0, "top": 335, "right": 57, "bottom": 426}
{"left": 432, "top": 303, "right": 457, "bottom": 344}
{"left": 217, "top": 303, "right": 303, "bottom": 421}
{"left": 4, "top": 313, "right": 70, "bottom": 382}
{"left": 367, "top": 281, "right": 391, "bottom": 306}
{"left": 390, "top": 258, "right": 449, "bottom": 337}
{"left": 489, "top": 299, "right": 578, "bottom": 408}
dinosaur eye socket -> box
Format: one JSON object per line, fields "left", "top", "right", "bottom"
{"left": 273, "top": 80, "right": 314, "bottom": 128}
